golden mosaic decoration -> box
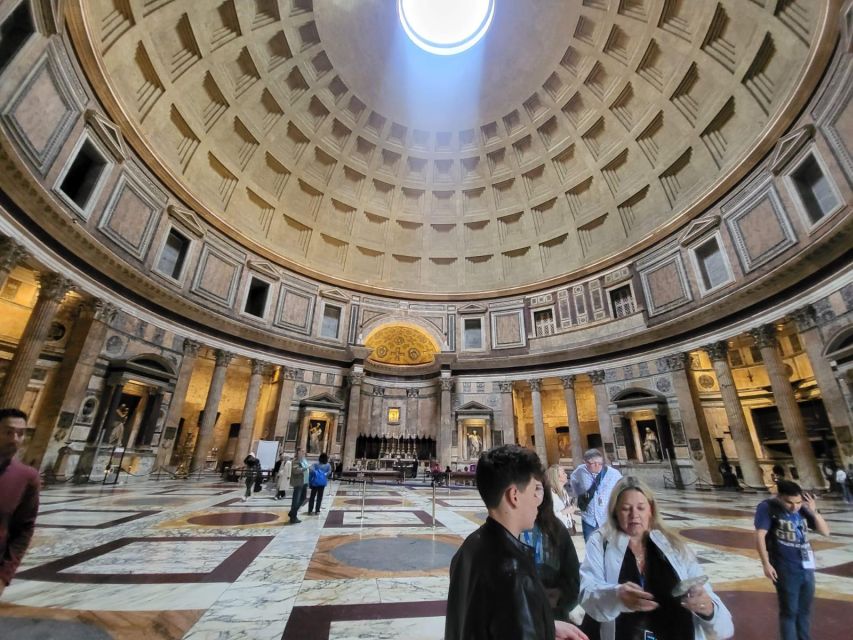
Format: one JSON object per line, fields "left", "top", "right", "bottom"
{"left": 365, "top": 324, "right": 439, "bottom": 366}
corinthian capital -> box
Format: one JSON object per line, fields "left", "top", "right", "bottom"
{"left": 559, "top": 375, "right": 576, "bottom": 390}
{"left": 439, "top": 378, "right": 454, "bottom": 392}
{"left": 791, "top": 305, "right": 817, "bottom": 332}
{"left": 348, "top": 371, "right": 364, "bottom": 386}
{"left": 527, "top": 378, "right": 541, "bottom": 392}
{"left": 749, "top": 324, "right": 778, "bottom": 350}
{"left": 182, "top": 339, "right": 201, "bottom": 357}
{"left": 37, "top": 273, "right": 73, "bottom": 301}
{"left": 702, "top": 341, "right": 728, "bottom": 362}
{"left": 0, "top": 237, "right": 27, "bottom": 272}
{"left": 214, "top": 349, "right": 233, "bottom": 367}
{"left": 588, "top": 370, "right": 606, "bottom": 385}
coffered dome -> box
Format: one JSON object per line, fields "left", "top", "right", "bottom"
{"left": 69, "top": 0, "right": 834, "bottom": 296}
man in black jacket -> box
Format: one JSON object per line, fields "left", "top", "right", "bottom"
{"left": 445, "top": 445, "right": 587, "bottom": 640}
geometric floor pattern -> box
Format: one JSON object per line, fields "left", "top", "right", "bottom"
{"left": 0, "top": 476, "right": 851, "bottom": 639}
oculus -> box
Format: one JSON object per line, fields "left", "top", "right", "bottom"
{"left": 398, "top": 0, "right": 495, "bottom": 56}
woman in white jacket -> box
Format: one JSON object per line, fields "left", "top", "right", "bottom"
{"left": 579, "top": 476, "right": 733, "bottom": 640}
{"left": 546, "top": 464, "right": 576, "bottom": 532}
{"left": 275, "top": 455, "right": 292, "bottom": 500}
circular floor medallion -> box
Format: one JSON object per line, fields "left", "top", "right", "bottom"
{"left": 330, "top": 537, "right": 458, "bottom": 571}
{"left": 187, "top": 512, "right": 279, "bottom": 526}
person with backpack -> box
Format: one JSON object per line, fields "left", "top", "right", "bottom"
{"left": 570, "top": 449, "right": 622, "bottom": 541}
{"left": 754, "top": 480, "right": 830, "bottom": 640}
{"left": 242, "top": 452, "right": 260, "bottom": 502}
{"left": 307, "top": 453, "right": 332, "bottom": 515}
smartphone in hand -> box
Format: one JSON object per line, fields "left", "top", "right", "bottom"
{"left": 671, "top": 575, "right": 709, "bottom": 598}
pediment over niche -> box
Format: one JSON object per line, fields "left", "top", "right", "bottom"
{"left": 300, "top": 391, "right": 344, "bottom": 408}
{"left": 85, "top": 110, "right": 126, "bottom": 162}
{"left": 319, "top": 287, "right": 349, "bottom": 302}
{"left": 770, "top": 125, "right": 815, "bottom": 175}
{"left": 248, "top": 259, "right": 280, "bottom": 280}
{"left": 456, "top": 401, "right": 493, "bottom": 415}
{"left": 168, "top": 205, "right": 205, "bottom": 237}
{"left": 458, "top": 303, "right": 487, "bottom": 314}
{"left": 679, "top": 215, "right": 721, "bottom": 246}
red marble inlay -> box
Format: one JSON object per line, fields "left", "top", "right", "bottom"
{"left": 186, "top": 512, "right": 279, "bottom": 526}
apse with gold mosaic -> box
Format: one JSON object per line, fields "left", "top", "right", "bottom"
{"left": 365, "top": 325, "right": 439, "bottom": 366}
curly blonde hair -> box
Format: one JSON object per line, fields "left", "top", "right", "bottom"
{"left": 601, "top": 476, "right": 689, "bottom": 557}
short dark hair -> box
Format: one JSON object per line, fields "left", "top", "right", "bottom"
{"left": 319, "top": 453, "right": 328, "bottom": 464}
{"left": 475, "top": 444, "right": 543, "bottom": 509}
{"left": 0, "top": 408, "right": 27, "bottom": 422}
{"left": 776, "top": 479, "right": 802, "bottom": 497}
{"left": 583, "top": 448, "right": 603, "bottom": 462}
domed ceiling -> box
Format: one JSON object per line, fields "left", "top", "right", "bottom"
{"left": 69, "top": 0, "right": 833, "bottom": 297}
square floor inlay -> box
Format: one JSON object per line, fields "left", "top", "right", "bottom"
{"left": 15, "top": 536, "right": 273, "bottom": 584}
{"left": 35, "top": 509, "right": 159, "bottom": 529}
{"left": 324, "top": 510, "right": 441, "bottom": 528}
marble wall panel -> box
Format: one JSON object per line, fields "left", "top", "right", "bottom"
{"left": 726, "top": 185, "right": 796, "bottom": 272}
{"left": 190, "top": 243, "right": 242, "bottom": 306}
{"left": 490, "top": 309, "right": 525, "bottom": 349}
{"left": 275, "top": 287, "right": 316, "bottom": 334}
{"left": 639, "top": 253, "right": 692, "bottom": 315}
{"left": 98, "top": 173, "right": 164, "bottom": 259}
{"left": 1, "top": 50, "right": 81, "bottom": 175}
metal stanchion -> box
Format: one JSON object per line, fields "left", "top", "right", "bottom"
{"left": 360, "top": 478, "right": 367, "bottom": 520}
{"left": 431, "top": 481, "right": 436, "bottom": 529}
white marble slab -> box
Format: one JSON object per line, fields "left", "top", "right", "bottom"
{"left": 328, "top": 615, "right": 445, "bottom": 639}
{"left": 37, "top": 510, "right": 138, "bottom": 527}
{"left": 59, "top": 540, "right": 244, "bottom": 574}
{"left": 296, "top": 578, "right": 381, "bottom": 606}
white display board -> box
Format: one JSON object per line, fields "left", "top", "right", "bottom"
{"left": 255, "top": 440, "right": 279, "bottom": 471}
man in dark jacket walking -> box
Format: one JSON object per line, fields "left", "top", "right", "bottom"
{"left": 445, "top": 444, "right": 587, "bottom": 640}
{"left": 0, "top": 408, "right": 39, "bottom": 597}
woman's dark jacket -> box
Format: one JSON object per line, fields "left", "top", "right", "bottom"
{"left": 445, "top": 517, "right": 555, "bottom": 640}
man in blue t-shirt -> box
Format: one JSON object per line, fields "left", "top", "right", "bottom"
{"left": 754, "top": 479, "right": 830, "bottom": 640}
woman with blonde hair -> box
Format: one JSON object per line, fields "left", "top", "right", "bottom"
{"left": 546, "top": 464, "right": 576, "bottom": 532}
{"left": 579, "top": 476, "right": 733, "bottom": 640}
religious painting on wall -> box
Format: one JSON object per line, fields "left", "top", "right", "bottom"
{"left": 557, "top": 434, "right": 571, "bottom": 458}
{"left": 465, "top": 426, "right": 484, "bottom": 460}
{"left": 387, "top": 407, "right": 400, "bottom": 424}
{"left": 307, "top": 419, "right": 326, "bottom": 455}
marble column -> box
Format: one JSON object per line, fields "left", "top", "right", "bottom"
{"left": 406, "top": 387, "right": 420, "bottom": 437}
{"left": 751, "top": 325, "right": 824, "bottom": 489}
{"left": 155, "top": 339, "right": 200, "bottom": 468}
{"left": 0, "top": 237, "right": 27, "bottom": 291}
{"left": 528, "top": 378, "right": 547, "bottom": 463}
{"left": 589, "top": 370, "right": 617, "bottom": 460}
{"left": 234, "top": 359, "right": 267, "bottom": 464}
{"left": 703, "top": 342, "right": 765, "bottom": 488}
{"left": 342, "top": 370, "right": 364, "bottom": 468}
{"left": 497, "top": 381, "right": 517, "bottom": 445}
{"left": 190, "top": 349, "right": 232, "bottom": 473}
{"left": 0, "top": 273, "right": 73, "bottom": 408}
{"left": 666, "top": 353, "right": 723, "bottom": 485}
{"left": 438, "top": 374, "right": 453, "bottom": 467}
{"left": 560, "top": 375, "right": 584, "bottom": 465}
{"left": 25, "top": 299, "right": 117, "bottom": 469}
{"left": 271, "top": 366, "right": 298, "bottom": 440}
{"left": 792, "top": 305, "right": 853, "bottom": 466}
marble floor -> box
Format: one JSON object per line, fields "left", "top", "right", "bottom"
{"left": 1, "top": 476, "right": 851, "bottom": 639}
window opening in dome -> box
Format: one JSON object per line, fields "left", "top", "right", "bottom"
{"left": 398, "top": 0, "right": 494, "bottom": 56}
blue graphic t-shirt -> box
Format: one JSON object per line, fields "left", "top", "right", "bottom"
{"left": 754, "top": 498, "right": 817, "bottom": 571}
